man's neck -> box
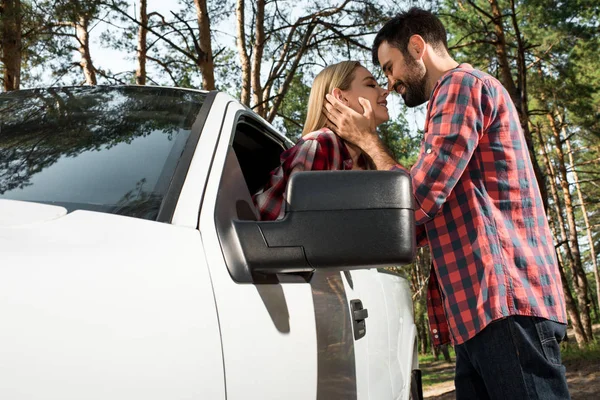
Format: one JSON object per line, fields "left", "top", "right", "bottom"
{"left": 424, "top": 54, "right": 461, "bottom": 97}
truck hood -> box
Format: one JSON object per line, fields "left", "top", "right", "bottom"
{"left": 0, "top": 199, "right": 67, "bottom": 227}
{"left": 0, "top": 199, "right": 189, "bottom": 261}
{"left": 0, "top": 200, "right": 224, "bottom": 400}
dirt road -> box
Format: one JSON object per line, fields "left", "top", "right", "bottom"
{"left": 425, "top": 356, "right": 600, "bottom": 399}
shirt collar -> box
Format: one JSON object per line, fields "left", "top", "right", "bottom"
{"left": 428, "top": 63, "right": 473, "bottom": 102}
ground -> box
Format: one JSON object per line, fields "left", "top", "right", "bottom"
{"left": 422, "top": 324, "right": 600, "bottom": 400}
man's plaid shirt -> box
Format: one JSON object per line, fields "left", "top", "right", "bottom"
{"left": 399, "top": 64, "right": 567, "bottom": 345}
{"left": 253, "top": 129, "right": 371, "bottom": 221}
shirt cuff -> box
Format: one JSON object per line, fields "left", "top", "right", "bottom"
{"left": 415, "top": 208, "right": 433, "bottom": 224}
{"left": 390, "top": 164, "right": 409, "bottom": 173}
{"left": 431, "top": 327, "right": 452, "bottom": 347}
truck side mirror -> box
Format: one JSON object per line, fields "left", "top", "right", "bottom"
{"left": 226, "top": 170, "right": 416, "bottom": 283}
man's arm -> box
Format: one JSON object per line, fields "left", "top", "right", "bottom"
{"left": 323, "top": 94, "right": 400, "bottom": 171}
{"left": 410, "top": 71, "right": 488, "bottom": 225}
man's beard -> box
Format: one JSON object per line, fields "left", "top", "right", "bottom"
{"left": 396, "top": 55, "right": 428, "bottom": 108}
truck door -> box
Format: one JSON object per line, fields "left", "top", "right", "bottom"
{"left": 198, "top": 97, "right": 362, "bottom": 399}
{"left": 342, "top": 269, "right": 407, "bottom": 400}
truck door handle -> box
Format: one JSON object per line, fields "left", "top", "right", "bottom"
{"left": 353, "top": 308, "right": 368, "bottom": 321}
{"left": 350, "top": 299, "right": 368, "bottom": 340}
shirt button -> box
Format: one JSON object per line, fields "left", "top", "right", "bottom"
{"left": 426, "top": 148, "right": 432, "bottom": 154}
{"left": 435, "top": 335, "right": 439, "bottom": 339}
{"left": 433, "top": 329, "right": 438, "bottom": 333}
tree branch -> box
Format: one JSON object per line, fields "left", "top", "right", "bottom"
{"left": 169, "top": 10, "right": 204, "bottom": 60}
{"left": 147, "top": 55, "right": 180, "bottom": 86}
{"left": 267, "top": 21, "right": 318, "bottom": 122}
{"left": 105, "top": 1, "right": 198, "bottom": 63}
{"left": 466, "top": 0, "right": 495, "bottom": 21}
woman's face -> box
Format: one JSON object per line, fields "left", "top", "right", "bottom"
{"left": 338, "top": 66, "right": 390, "bottom": 126}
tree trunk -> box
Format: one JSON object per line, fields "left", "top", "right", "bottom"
{"left": 555, "top": 249, "right": 587, "bottom": 347}
{"left": 539, "top": 128, "right": 578, "bottom": 289}
{"left": 565, "top": 136, "right": 600, "bottom": 316}
{"left": 548, "top": 110, "right": 594, "bottom": 340}
{"left": 135, "top": 0, "right": 147, "bottom": 85}
{"left": 251, "top": 0, "right": 265, "bottom": 116}
{"left": 418, "top": 311, "right": 428, "bottom": 354}
{"left": 235, "top": 0, "right": 251, "bottom": 105}
{"left": 75, "top": 15, "right": 97, "bottom": 85}
{"left": 487, "top": 0, "right": 518, "bottom": 101}
{"left": 508, "top": 0, "right": 549, "bottom": 210}
{"left": 1, "top": 0, "right": 22, "bottom": 91}
{"left": 422, "top": 257, "right": 430, "bottom": 355}
{"left": 486, "top": 0, "right": 549, "bottom": 209}
{"left": 536, "top": 124, "right": 588, "bottom": 346}
{"left": 557, "top": 251, "right": 588, "bottom": 347}
{"left": 534, "top": 70, "right": 578, "bottom": 290}
{"left": 193, "top": 0, "right": 214, "bottom": 90}
{"left": 440, "top": 344, "right": 451, "bottom": 363}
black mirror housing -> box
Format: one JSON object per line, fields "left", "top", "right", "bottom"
{"left": 231, "top": 170, "right": 416, "bottom": 282}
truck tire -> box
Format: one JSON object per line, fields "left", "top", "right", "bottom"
{"left": 410, "top": 369, "right": 423, "bottom": 400}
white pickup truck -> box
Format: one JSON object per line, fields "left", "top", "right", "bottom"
{"left": 0, "top": 86, "right": 421, "bottom": 400}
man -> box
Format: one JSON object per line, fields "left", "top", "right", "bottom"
{"left": 323, "top": 7, "right": 570, "bottom": 400}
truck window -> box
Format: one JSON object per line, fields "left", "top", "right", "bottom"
{"left": 231, "top": 117, "right": 288, "bottom": 196}
{"left": 0, "top": 86, "right": 207, "bottom": 221}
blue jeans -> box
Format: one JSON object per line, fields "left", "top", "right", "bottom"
{"left": 454, "top": 315, "right": 570, "bottom": 400}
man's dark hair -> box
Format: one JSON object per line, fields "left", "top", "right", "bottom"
{"left": 372, "top": 7, "right": 449, "bottom": 65}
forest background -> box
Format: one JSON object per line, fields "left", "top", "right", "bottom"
{"left": 1, "top": 0, "right": 599, "bottom": 356}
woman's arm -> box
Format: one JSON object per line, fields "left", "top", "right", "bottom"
{"left": 253, "top": 130, "right": 346, "bottom": 221}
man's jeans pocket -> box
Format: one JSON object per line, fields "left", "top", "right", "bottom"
{"left": 534, "top": 318, "right": 565, "bottom": 366}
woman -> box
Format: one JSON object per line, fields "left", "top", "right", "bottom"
{"left": 253, "top": 61, "right": 390, "bottom": 221}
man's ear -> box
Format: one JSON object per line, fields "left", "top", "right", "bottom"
{"left": 408, "top": 34, "right": 426, "bottom": 61}
{"left": 331, "top": 88, "right": 348, "bottom": 105}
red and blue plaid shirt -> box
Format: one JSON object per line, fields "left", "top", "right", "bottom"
{"left": 253, "top": 128, "right": 371, "bottom": 221}
{"left": 397, "top": 64, "right": 567, "bottom": 345}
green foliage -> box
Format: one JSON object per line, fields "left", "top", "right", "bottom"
{"left": 520, "top": 0, "right": 600, "bottom": 139}
{"left": 378, "top": 111, "right": 420, "bottom": 167}
{"left": 13, "top": 0, "right": 131, "bottom": 86}
{"left": 276, "top": 72, "right": 311, "bottom": 142}
{"left": 214, "top": 49, "right": 242, "bottom": 98}
{"left": 562, "top": 340, "right": 600, "bottom": 362}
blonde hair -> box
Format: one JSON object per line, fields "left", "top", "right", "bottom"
{"left": 302, "top": 61, "right": 362, "bottom": 136}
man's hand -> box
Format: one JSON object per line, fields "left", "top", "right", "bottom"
{"left": 323, "top": 94, "right": 378, "bottom": 150}
{"left": 323, "top": 93, "right": 399, "bottom": 171}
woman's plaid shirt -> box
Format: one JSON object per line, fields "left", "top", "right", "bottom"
{"left": 400, "top": 64, "right": 567, "bottom": 345}
{"left": 253, "top": 129, "right": 370, "bottom": 221}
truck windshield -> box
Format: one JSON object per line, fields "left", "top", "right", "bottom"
{"left": 0, "top": 86, "right": 206, "bottom": 221}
